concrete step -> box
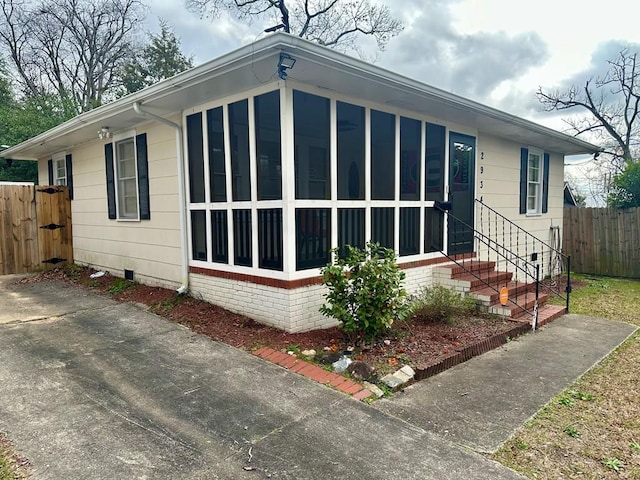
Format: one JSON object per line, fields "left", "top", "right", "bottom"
{"left": 433, "top": 260, "right": 496, "bottom": 279}
{"left": 533, "top": 304, "right": 567, "bottom": 328}
{"left": 453, "top": 270, "right": 513, "bottom": 290}
{"left": 489, "top": 292, "right": 549, "bottom": 318}
{"left": 471, "top": 281, "right": 536, "bottom": 305}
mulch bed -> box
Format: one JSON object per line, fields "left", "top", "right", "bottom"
{"left": 22, "top": 266, "right": 532, "bottom": 378}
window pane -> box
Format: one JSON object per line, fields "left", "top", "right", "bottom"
{"left": 296, "top": 208, "right": 331, "bottom": 270}
{"left": 425, "top": 207, "right": 444, "bottom": 252}
{"left": 191, "top": 210, "right": 207, "bottom": 261}
{"left": 371, "top": 110, "right": 396, "bottom": 200}
{"left": 211, "top": 210, "right": 228, "bottom": 263}
{"left": 115, "top": 138, "right": 138, "bottom": 218}
{"left": 56, "top": 159, "right": 66, "bottom": 185}
{"left": 255, "top": 91, "right": 282, "bottom": 200}
{"left": 123, "top": 195, "right": 138, "bottom": 216}
{"left": 400, "top": 117, "right": 421, "bottom": 201}
{"left": 400, "top": 207, "right": 420, "bottom": 256}
{"left": 371, "top": 207, "right": 394, "bottom": 249}
{"left": 258, "top": 208, "right": 283, "bottom": 270}
{"left": 187, "top": 112, "right": 205, "bottom": 203}
{"left": 229, "top": 100, "right": 251, "bottom": 201}
{"left": 337, "top": 102, "right": 365, "bottom": 200}
{"left": 294, "top": 91, "right": 330, "bottom": 199}
{"left": 425, "top": 123, "right": 446, "bottom": 201}
{"left": 233, "top": 209, "right": 252, "bottom": 266}
{"left": 338, "top": 208, "right": 365, "bottom": 257}
{"left": 207, "top": 107, "right": 227, "bottom": 202}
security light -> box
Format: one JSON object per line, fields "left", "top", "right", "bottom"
{"left": 98, "top": 127, "right": 112, "bottom": 140}
{"left": 278, "top": 53, "right": 296, "bottom": 80}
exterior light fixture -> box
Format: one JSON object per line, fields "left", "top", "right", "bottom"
{"left": 278, "top": 53, "right": 296, "bottom": 80}
{"left": 98, "top": 127, "right": 112, "bottom": 140}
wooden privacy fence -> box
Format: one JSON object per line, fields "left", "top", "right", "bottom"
{"left": 563, "top": 207, "right": 640, "bottom": 278}
{"left": 0, "top": 184, "right": 72, "bottom": 275}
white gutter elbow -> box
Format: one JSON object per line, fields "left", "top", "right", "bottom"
{"left": 133, "top": 102, "right": 189, "bottom": 295}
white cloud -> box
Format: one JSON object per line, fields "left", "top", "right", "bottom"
{"left": 145, "top": 0, "right": 640, "bottom": 130}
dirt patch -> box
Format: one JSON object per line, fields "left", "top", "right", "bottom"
{"left": 24, "top": 266, "right": 528, "bottom": 376}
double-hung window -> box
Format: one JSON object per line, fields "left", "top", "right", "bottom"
{"left": 53, "top": 153, "right": 67, "bottom": 186}
{"left": 47, "top": 152, "right": 73, "bottom": 199}
{"left": 527, "top": 149, "right": 542, "bottom": 214}
{"left": 105, "top": 132, "right": 150, "bottom": 221}
{"left": 115, "top": 137, "right": 139, "bottom": 219}
{"left": 520, "top": 147, "right": 550, "bottom": 215}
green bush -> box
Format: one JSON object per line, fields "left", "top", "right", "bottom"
{"left": 409, "top": 285, "right": 477, "bottom": 323}
{"left": 320, "top": 242, "right": 409, "bottom": 340}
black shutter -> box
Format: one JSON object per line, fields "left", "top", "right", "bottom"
{"left": 65, "top": 154, "right": 74, "bottom": 200}
{"left": 47, "top": 159, "right": 53, "bottom": 185}
{"left": 542, "top": 152, "right": 550, "bottom": 213}
{"left": 519, "top": 148, "right": 528, "bottom": 214}
{"left": 136, "top": 133, "right": 150, "bottom": 220}
{"left": 105, "top": 143, "right": 116, "bottom": 219}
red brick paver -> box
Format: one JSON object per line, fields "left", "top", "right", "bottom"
{"left": 252, "top": 347, "right": 371, "bottom": 401}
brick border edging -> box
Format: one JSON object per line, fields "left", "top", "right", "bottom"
{"left": 414, "top": 321, "right": 532, "bottom": 381}
{"left": 252, "top": 310, "right": 566, "bottom": 399}
{"left": 252, "top": 347, "right": 374, "bottom": 401}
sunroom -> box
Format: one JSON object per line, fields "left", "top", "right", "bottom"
{"left": 2, "top": 33, "right": 599, "bottom": 333}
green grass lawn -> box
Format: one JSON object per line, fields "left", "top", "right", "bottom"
{"left": 0, "top": 437, "right": 22, "bottom": 480}
{"left": 494, "top": 274, "right": 640, "bottom": 479}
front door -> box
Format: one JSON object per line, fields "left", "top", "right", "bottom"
{"left": 447, "top": 133, "right": 475, "bottom": 255}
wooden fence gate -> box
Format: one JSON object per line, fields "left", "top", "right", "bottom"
{"left": 0, "top": 184, "right": 72, "bottom": 275}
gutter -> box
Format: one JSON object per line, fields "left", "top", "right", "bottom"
{"left": 133, "top": 102, "right": 189, "bottom": 295}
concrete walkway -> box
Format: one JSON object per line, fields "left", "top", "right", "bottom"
{"left": 375, "top": 314, "right": 637, "bottom": 453}
{"left": 0, "top": 275, "right": 636, "bottom": 479}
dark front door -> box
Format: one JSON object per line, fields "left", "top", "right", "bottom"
{"left": 447, "top": 133, "right": 475, "bottom": 255}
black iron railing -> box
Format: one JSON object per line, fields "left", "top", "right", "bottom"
{"left": 435, "top": 199, "right": 571, "bottom": 328}
{"left": 475, "top": 199, "right": 571, "bottom": 312}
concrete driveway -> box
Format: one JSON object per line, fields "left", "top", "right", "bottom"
{"left": 0, "top": 275, "right": 524, "bottom": 479}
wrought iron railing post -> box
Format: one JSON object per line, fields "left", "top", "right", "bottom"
{"left": 533, "top": 264, "right": 540, "bottom": 331}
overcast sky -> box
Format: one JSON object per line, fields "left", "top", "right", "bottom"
{"left": 143, "top": 0, "right": 640, "bottom": 130}
{"left": 142, "top": 0, "right": 640, "bottom": 206}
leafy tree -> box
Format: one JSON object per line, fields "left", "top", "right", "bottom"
{"left": 185, "top": 0, "right": 403, "bottom": 53}
{"left": 121, "top": 20, "right": 194, "bottom": 95}
{"left": 0, "top": 0, "right": 146, "bottom": 114}
{"left": 0, "top": 159, "right": 38, "bottom": 183}
{"left": 607, "top": 161, "right": 640, "bottom": 208}
{"left": 0, "top": 71, "right": 71, "bottom": 183}
{"left": 537, "top": 48, "right": 640, "bottom": 171}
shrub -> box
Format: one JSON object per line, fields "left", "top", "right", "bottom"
{"left": 409, "top": 285, "right": 477, "bottom": 323}
{"left": 320, "top": 242, "right": 409, "bottom": 341}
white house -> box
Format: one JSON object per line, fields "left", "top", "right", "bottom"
{"left": 2, "top": 33, "right": 599, "bottom": 332}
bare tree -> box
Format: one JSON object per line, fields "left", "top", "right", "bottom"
{"left": 186, "top": 0, "right": 403, "bottom": 52}
{"left": 537, "top": 49, "right": 640, "bottom": 171}
{"left": 0, "top": 0, "right": 146, "bottom": 113}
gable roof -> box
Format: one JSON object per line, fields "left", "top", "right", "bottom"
{"left": 2, "top": 33, "right": 600, "bottom": 160}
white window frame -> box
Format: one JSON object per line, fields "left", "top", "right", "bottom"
{"left": 52, "top": 152, "right": 66, "bottom": 186}
{"left": 113, "top": 130, "right": 140, "bottom": 221}
{"left": 526, "top": 147, "right": 543, "bottom": 215}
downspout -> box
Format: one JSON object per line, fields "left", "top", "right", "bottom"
{"left": 133, "top": 102, "right": 189, "bottom": 295}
